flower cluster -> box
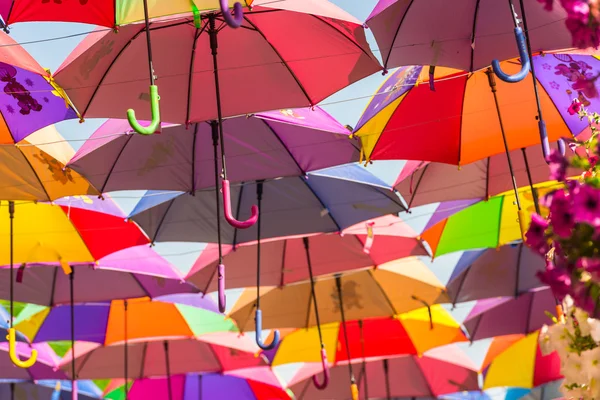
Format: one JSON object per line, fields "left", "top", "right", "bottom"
{"left": 526, "top": 105, "right": 600, "bottom": 316}
{"left": 540, "top": 298, "right": 600, "bottom": 398}
{"left": 538, "top": 0, "right": 600, "bottom": 49}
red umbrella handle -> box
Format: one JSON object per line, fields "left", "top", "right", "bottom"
{"left": 312, "top": 348, "right": 330, "bottom": 390}
{"left": 220, "top": 0, "right": 244, "bottom": 28}
{"left": 222, "top": 179, "right": 258, "bottom": 229}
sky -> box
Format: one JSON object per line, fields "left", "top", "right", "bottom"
{"left": 4, "top": 0, "right": 496, "bottom": 379}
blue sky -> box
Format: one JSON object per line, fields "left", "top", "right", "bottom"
{"left": 5, "top": 0, "right": 494, "bottom": 375}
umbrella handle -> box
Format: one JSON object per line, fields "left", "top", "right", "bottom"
{"left": 491, "top": 27, "right": 530, "bottom": 83}
{"left": 557, "top": 138, "right": 566, "bottom": 156}
{"left": 220, "top": 0, "right": 244, "bottom": 28}
{"left": 218, "top": 263, "right": 226, "bottom": 313}
{"left": 350, "top": 382, "right": 359, "bottom": 400}
{"left": 126, "top": 85, "right": 161, "bottom": 135}
{"left": 222, "top": 179, "right": 258, "bottom": 229}
{"left": 363, "top": 220, "right": 375, "bottom": 254}
{"left": 312, "top": 348, "right": 330, "bottom": 390}
{"left": 7, "top": 328, "right": 37, "bottom": 368}
{"left": 539, "top": 120, "right": 551, "bottom": 161}
{"left": 254, "top": 309, "right": 280, "bottom": 350}
{"left": 71, "top": 381, "right": 77, "bottom": 400}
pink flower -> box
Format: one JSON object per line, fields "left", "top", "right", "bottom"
{"left": 546, "top": 149, "right": 569, "bottom": 181}
{"left": 538, "top": 0, "right": 554, "bottom": 10}
{"left": 537, "top": 260, "right": 572, "bottom": 301}
{"left": 549, "top": 189, "right": 575, "bottom": 237}
{"left": 577, "top": 257, "right": 600, "bottom": 272}
{"left": 573, "top": 184, "right": 600, "bottom": 227}
{"left": 561, "top": 0, "right": 600, "bottom": 49}
{"left": 568, "top": 98, "right": 583, "bottom": 115}
{"left": 526, "top": 213, "right": 550, "bottom": 255}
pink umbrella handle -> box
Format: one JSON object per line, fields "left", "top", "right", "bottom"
{"left": 312, "top": 348, "right": 330, "bottom": 390}
{"left": 218, "top": 263, "right": 226, "bottom": 313}
{"left": 220, "top": 0, "right": 244, "bottom": 28}
{"left": 222, "top": 179, "right": 258, "bottom": 229}
{"left": 363, "top": 221, "right": 375, "bottom": 254}
{"left": 71, "top": 381, "right": 77, "bottom": 400}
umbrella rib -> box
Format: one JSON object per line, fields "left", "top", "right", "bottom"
{"left": 515, "top": 243, "right": 524, "bottom": 298}
{"left": 524, "top": 291, "right": 535, "bottom": 334}
{"left": 450, "top": 258, "right": 473, "bottom": 306}
{"left": 131, "top": 273, "right": 152, "bottom": 298}
{"left": 279, "top": 239, "right": 287, "bottom": 287}
{"left": 467, "top": 314, "right": 483, "bottom": 342}
{"left": 367, "top": 269, "right": 398, "bottom": 315}
{"left": 468, "top": 0, "right": 483, "bottom": 72}
{"left": 19, "top": 149, "right": 52, "bottom": 201}
{"left": 191, "top": 124, "right": 200, "bottom": 193}
{"left": 49, "top": 266, "right": 59, "bottom": 306}
{"left": 407, "top": 164, "right": 429, "bottom": 210}
{"left": 139, "top": 342, "right": 148, "bottom": 379}
{"left": 149, "top": 197, "right": 177, "bottom": 244}
{"left": 382, "top": 0, "right": 415, "bottom": 69}
{"left": 100, "top": 134, "right": 134, "bottom": 193}
{"left": 485, "top": 156, "right": 490, "bottom": 199}
{"left": 185, "top": 28, "right": 203, "bottom": 125}
{"left": 242, "top": 18, "right": 312, "bottom": 105}
{"left": 261, "top": 119, "right": 306, "bottom": 176}
{"left": 304, "top": 284, "right": 314, "bottom": 329}
{"left": 414, "top": 357, "right": 437, "bottom": 397}
{"left": 72, "top": 349, "right": 94, "bottom": 380}
{"left": 300, "top": 176, "right": 342, "bottom": 232}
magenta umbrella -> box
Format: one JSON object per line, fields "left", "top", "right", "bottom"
{"left": 0, "top": 342, "right": 66, "bottom": 380}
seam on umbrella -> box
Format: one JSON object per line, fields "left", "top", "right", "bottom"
{"left": 49, "top": 266, "right": 59, "bottom": 307}
{"left": 366, "top": 269, "right": 397, "bottom": 315}
{"left": 149, "top": 197, "right": 178, "bottom": 244}
{"left": 301, "top": 176, "right": 342, "bottom": 232}
{"left": 496, "top": 195, "right": 504, "bottom": 247}
{"left": 525, "top": 291, "right": 535, "bottom": 335}
{"left": 138, "top": 341, "right": 148, "bottom": 378}
{"left": 468, "top": 0, "right": 483, "bottom": 73}
{"left": 413, "top": 356, "right": 436, "bottom": 397}
{"left": 485, "top": 156, "right": 491, "bottom": 199}
{"left": 304, "top": 283, "right": 314, "bottom": 330}
{"left": 18, "top": 148, "right": 52, "bottom": 201}
{"left": 58, "top": 206, "right": 96, "bottom": 261}
{"left": 100, "top": 134, "right": 134, "bottom": 193}
{"left": 382, "top": 0, "right": 415, "bottom": 69}
{"left": 191, "top": 124, "right": 200, "bottom": 193}
{"left": 457, "top": 73, "right": 470, "bottom": 165}
{"left": 407, "top": 163, "right": 429, "bottom": 210}
{"left": 131, "top": 273, "right": 152, "bottom": 299}
{"left": 72, "top": 349, "right": 94, "bottom": 380}
{"left": 261, "top": 119, "right": 306, "bottom": 176}
{"left": 279, "top": 239, "right": 287, "bottom": 288}
{"left": 450, "top": 255, "right": 474, "bottom": 306}
{"left": 515, "top": 242, "right": 524, "bottom": 298}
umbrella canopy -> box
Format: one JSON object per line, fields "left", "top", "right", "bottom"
{"left": 288, "top": 346, "right": 479, "bottom": 399}
{"left": 446, "top": 243, "right": 546, "bottom": 304}
{"left": 483, "top": 332, "right": 562, "bottom": 390}
{"left": 365, "top": 0, "right": 572, "bottom": 71}
{"left": 128, "top": 165, "right": 406, "bottom": 245}
{"left": 187, "top": 215, "right": 426, "bottom": 293}
{"left": 13, "top": 296, "right": 231, "bottom": 345}
{"left": 0, "top": 380, "right": 102, "bottom": 399}
{"left": 0, "top": 244, "right": 197, "bottom": 305}
{"left": 267, "top": 306, "right": 467, "bottom": 366}
{"left": 520, "top": 380, "right": 563, "bottom": 400}
{"left": 0, "top": 33, "right": 78, "bottom": 144}
{"left": 67, "top": 107, "right": 359, "bottom": 193}
{"left": 109, "top": 368, "right": 290, "bottom": 400}
{"left": 421, "top": 182, "right": 557, "bottom": 258}
{"left": 351, "top": 55, "right": 597, "bottom": 165}
{"left": 0, "top": 342, "right": 65, "bottom": 379}
{"left": 0, "top": 196, "right": 148, "bottom": 265}
{"left": 54, "top": 4, "right": 381, "bottom": 124}
{"left": 228, "top": 257, "right": 449, "bottom": 331}
{"left": 394, "top": 141, "right": 576, "bottom": 209}
{"left": 58, "top": 335, "right": 267, "bottom": 379}
{"left": 463, "top": 288, "right": 556, "bottom": 341}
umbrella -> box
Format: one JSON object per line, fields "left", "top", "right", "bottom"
{"left": 288, "top": 346, "right": 479, "bottom": 400}
{"left": 483, "top": 332, "right": 562, "bottom": 390}
{"left": 186, "top": 214, "right": 427, "bottom": 293}
{"left": 0, "top": 380, "right": 103, "bottom": 400}
{"left": 463, "top": 287, "right": 557, "bottom": 341}
{"left": 365, "top": 0, "right": 572, "bottom": 73}
{"left": 0, "top": 33, "right": 78, "bottom": 143}
{"left": 446, "top": 243, "right": 546, "bottom": 304}
{"left": 108, "top": 368, "right": 290, "bottom": 400}
{"left": 520, "top": 380, "right": 563, "bottom": 400}
{"left": 0, "top": 244, "right": 198, "bottom": 305}
{"left": 66, "top": 107, "right": 359, "bottom": 193}
{"left": 0, "top": 342, "right": 65, "bottom": 380}
{"left": 421, "top": 182, "right": 557, "bottom": 258}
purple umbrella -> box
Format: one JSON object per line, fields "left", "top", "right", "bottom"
{"left": 0, "top": 342, "right": 65, "bottom": 379}
{"left": 463, "top": 287, "right": 556, "bottom": 341}
{"left": 447, "top": 243, "right": 546, "bottom": 304}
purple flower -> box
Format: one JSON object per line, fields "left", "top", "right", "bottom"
{"left": 526, "top": 213, "right": 550, "bottom": 255}
{"left": 549, "top": 189, "right": 575, "bottom": 237}
{"left": 573, "top": 184, "right": 600, "bottom": 227}
{"left": 546, "top": 149, "right": 568, "bottom": 181}
{"left": 537, "top": 260, "right": 572, "bottom": 301}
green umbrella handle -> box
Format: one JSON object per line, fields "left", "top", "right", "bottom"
{"left": 127, "top": 85, "right": 160, "bottom": 135}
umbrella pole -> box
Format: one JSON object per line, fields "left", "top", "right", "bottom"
{"left": 255, "top": 181, "right": 279, "bottom": 350}
{"left": 303, "top": 237, "right": 329, "bottom": 389}
{"left": 383, "top": 359, "right": 391, "bottom": 400}
{"left": 521, "top": 148, "right": 541, "bottom": 215}
{"left": 70, "top": 268, "right": 77, "bottom": 400}
{"left": 8, "top": 201, "right": 13, "bottom": 338}
{"left": 163, "top": 341, "right": 173, "bottom": 400}
{"left": 211, "top": 121, "right": 226, "bottom": 313}
{"left": 335, "top": 275, "right": 358, "bottom": 400}
{"left": 485, "top": 69, "right": 527, "bottom": 240}
{"left": 358, "top": 320, "right": 368, "bottom": 399}
{"left": 124, "top": 300, "right": 129, "bottom": 400}
{"left": 10, "top": 382, "right": 13, "bottom": 400}
{"left": 208, "top": 13, "right": 258, "bottom": 230}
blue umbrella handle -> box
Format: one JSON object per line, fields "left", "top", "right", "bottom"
{"left": 491, "top": 27, "right": 530, "bottom": 83}
{"left": 557, "top": 138, "right": 566, "bottom": 156}
{"left": 539, "top": 119, "right": 550, "bottom": 160}
{"left": 222, "top": 179, "right": 258, "bottom": 229}
{"left": 218, "top": 263, "right": 226, "bottom": 313}
{"left": 127, "top": 85, "right": 160, "bottom": 135}
{"left": 255, "top": 309, "right": 280, "bottom": 350}
{"left": 220, "top": 0, "right": 244, "bottom": 28}
{"left": 312, "top": 348, "right": 330, "bottom": 389}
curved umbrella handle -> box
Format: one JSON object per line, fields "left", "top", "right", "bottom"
{"left": 218, "top": 263, "right": 226, "bottom": 313}
{"left": 220, "top": 0, "right": 244, "bottom": 28}
{"left": 312, "top": 348, "right": 330, "bottom": 390}
{"left": 350, "top": 382, "right": 359, "bottom": 400}
{"left": 558, "top": 138, "right": 566, "bottom": 156}
{"left": 222, "top": 179, "right": 258, "bottom": 229}
{"left": 254, "top": 309, "right": 280, "bottom": 350}
{"left": 491, "top": 27, "right": 530, "bottom": 83}
{"left": 7, "top": 328, "right": 37, "bottom": 368}
{"left": 127, "top": 85, "right": 160, "bottom": 135}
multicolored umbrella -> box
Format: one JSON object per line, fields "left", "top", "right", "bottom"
{"left": 288, "top": 346, "right": 479, "bottom": 399}
{"left": 463, "top": 288, "right": 557, "bottom": 341}
{"left": 483, "top": 332, "right": 562, "bottom": 390}
{"left": 421, "top": 182, "right": 557, "bottom": 258}
{"left": 187, "top": 215, "right": 426, "bottom": 293}
{"left": 0, "top": 341, "right": 65, "bottom": 379}
{"left": 107, "top": 368, "right": 290, "bottom": 400}
{"left": 0, "top": 380, "right": 103, "bottom": 400}
{"left": 67, "top": 107, "right": 359, "bottom": 193}
{"left": 365, "top": 0, "right": 572, "bottom": 72}
{"left": 446, "top": 243, "right": 546, "bottom": 304}
{"left": 266, "top": 306, "right": 467, "bottom": 367}
{"left": 0, "top": 244, "right": 197, "bottom": 305}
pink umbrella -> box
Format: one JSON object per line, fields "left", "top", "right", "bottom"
{"left": 288, "top": 346, "right": 479, "bottom": 400}
{"left": 0, "top": 341, "right": 65, "bottom": 380}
